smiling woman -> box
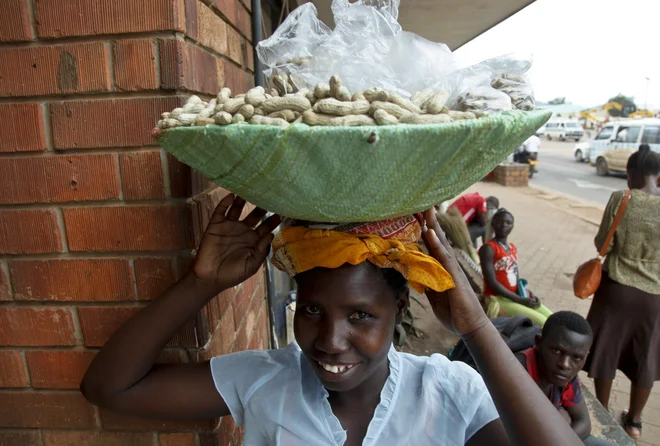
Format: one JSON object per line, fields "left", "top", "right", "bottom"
{"left": 80, "top": 195, "right": 584, "bottom": 446}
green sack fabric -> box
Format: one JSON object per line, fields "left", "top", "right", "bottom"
{"left": 157, "top": 109, "right": 551, "bottom": 223}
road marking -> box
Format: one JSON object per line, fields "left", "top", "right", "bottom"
{"left": 570, "top": 179, "right": 618, "bottom": 192}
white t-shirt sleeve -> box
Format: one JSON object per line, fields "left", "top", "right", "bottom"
{"left": 209, "top": 348, "right": 287, "bottom": 426}
{"left": 430, "top": 356, "right": 500, "bottom": 441}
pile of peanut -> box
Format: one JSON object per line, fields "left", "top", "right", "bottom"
{"left": 157, "top": 75, "right": 478, "bottom": 129}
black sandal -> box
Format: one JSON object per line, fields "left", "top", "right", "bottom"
{"left": 621, "top": 410, "right": 642, "bottom": 439}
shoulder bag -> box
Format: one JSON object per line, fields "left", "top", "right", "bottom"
{"left": 573, "top": 190, "right": 631, "bottom": 299}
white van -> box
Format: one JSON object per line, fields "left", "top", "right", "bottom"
{"left": 593, "top": 118, "right": 660, "bottom": 176}
{"left": 545, "top": 120, "right": 584, "bottom": 142}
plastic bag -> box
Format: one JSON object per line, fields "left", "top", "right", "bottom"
{"left": 256, "top": 3, "right": 331, "bottom": 69}
{"left": 256, "top": 0, "right": 536, "bottom": 107}
{"left": 479, "top": 53, "right": 535, "bottom": 110}
{"left": 257, "top": 0, "right": 456, "bottom": 97}
{"left": 458, "top": 86, "right": 513, "bottom": 116}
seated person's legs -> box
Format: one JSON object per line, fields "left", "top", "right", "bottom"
{"left": 467, "top": 220, "right": 486, "bottom": 247}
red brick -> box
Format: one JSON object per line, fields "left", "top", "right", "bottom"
{"left": 232, "top": 286, "right": 251, "bottom": 330}
{"left": 168, "top": 154, "right": 192, "bottom": 198}
{"left": 78, "top": 306, "right": 196, "bottom": 348}
{"left": 0, "top": 103, "right": 46, "bottom": 153}
{"left": 160, "top": 40, "right": 224, "bottom": 95}
{"left": 197, "top": 2, "right": 228, "bottom": 55}
{"left": 77, "top": 306, "right": 141, "bottom": 347}
{"left": 237, "top": 5, "right": 252, "bottom": 41}
{"left": 119, "top": 151, "right": 165, "bottom": 200}
{"left": 99, "top": 408, "right": 213, "bottom": 431}
{"left": 0, "top": 431, "right": 42, "bottom": 446}
{"left": 226, "top": 27, "right": 242, "bottom": 65}
{"left": 114, "top": 39, "right": 159, "bottom": 91}
{"left": 0, "top": 43, "right": 111, "bottom": 97}
{"left": 44, "top": 431, "right": 154, "bottom": 446}
{"left": 232, "top": 425, "right": 244, "bottom": 445}
{"left": 0, "top": 0, "right": 32, "bottom": 42}
{"left": 223, "top": 62, "right": 252, "bottom": 94}
{"left": 63, "top": 205, "right": 193, "bottom": 251}
{"left": 134, "top": 257, "right": 175, "bottom": 300}
{"left": 232, "top": 320, "right": 249, "bottom": 353}
{"left": 207, "top": 287, "right": 235, "bottom": 329}
{"left": 35, "top": 0, "right": 185, "bottom": 38}
{"left": 204, "top": 310, "right": 235, "bottom": 359}
{"left": 0, "top": 391, "right": 96, "bottom": 428}
{"left": 0, "top": 155, "right": 120, "bottom": 205}
{"left": 215, "top": 0, "right": 237, "bottom": 25}
{"left": 26, "top": 350, "right": 96, "bottom": 389}
{"left": 159, "top": 433, "right": 196, "bottom": 446}
{"left": 246, "top": 41, "right": 254, "bottom": 72}
{"left": 0, "top": 307, "right": 76, "bottom": 347}
{"left": 11, "top": 259, "right": 135, "bottom": 302}
{"left": 0, "top": 351, "right": 28, "bottom": 387}
{"left": 0, "top": 209, "right": 62, "bottom": 255}
{"left": 0, "top": 266, "right": 10, "bottom": 301}
{"left": 217, "top": 415, "right": 236, "bottom": 446}
{"left": 51, "top": 97, "right": 180, "bottom": 150}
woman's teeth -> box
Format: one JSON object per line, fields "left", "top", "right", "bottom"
{"left": 318, "top": 362, "right": 356, "bottom": 374}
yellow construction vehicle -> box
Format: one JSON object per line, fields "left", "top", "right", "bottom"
{"left": 628, "top": 109, "right": 655, "bottom": 119}
{"left": 580, "top": 102, "right": 623, "bottom": 125}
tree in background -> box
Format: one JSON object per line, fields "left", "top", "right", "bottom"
{"left": 548, "top": 97, "right": 566, "bottom": 105}
{"left": 607, "top": 94, "right": 637, "bottom": 117}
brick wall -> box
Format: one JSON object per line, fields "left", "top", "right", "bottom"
{"left": 492, "top": 164, "right": 530, "bottom": 187}
{"left": 0, "top": 1, "right": 271, "bottom": 445}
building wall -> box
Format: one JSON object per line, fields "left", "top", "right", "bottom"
{"left": 0, "top": 1, "right": 269, "bottom": 445}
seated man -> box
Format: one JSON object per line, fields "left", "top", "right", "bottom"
{"left": 517, "top": 311, "right": 611, "bottom": 446}
{"left": 449, "top": 193, "right": 499, "bottom": 247}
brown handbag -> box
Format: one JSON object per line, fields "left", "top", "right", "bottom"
{"left": 573, "top": 190, "right": 631, "bottom": 299}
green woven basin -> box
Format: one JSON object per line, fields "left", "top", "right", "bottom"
{"left": 156, "top": 109, "right": 551, "bottom": 223}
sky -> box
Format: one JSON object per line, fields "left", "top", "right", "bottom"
{"left": 453, "top": 0, "right": 660, "bottom": 109}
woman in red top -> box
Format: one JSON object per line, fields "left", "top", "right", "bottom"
{"left": 479, "top": 209, "right": 553, "bottom": 326}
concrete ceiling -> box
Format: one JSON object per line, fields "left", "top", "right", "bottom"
{"left": 296, "top": 0, "right": 535, "bottom": 50}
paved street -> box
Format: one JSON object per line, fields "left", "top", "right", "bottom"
{"left": 530, "top": 139, "right": 628, "bottom": 207}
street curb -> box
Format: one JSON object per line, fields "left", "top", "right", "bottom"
{"left": 527, "top": 184, "right": 603, "bottom": 227}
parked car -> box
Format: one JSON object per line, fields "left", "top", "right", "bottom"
{"left": 545, "top": 120, "right": 584, "bottom": 141}
{"left": 535, "top": 124, "right": 546, "bottom": 137}
{"left": 593, "top": 119, "right": 660, "bottom": 176}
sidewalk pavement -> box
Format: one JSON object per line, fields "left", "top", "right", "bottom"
{"left": 463, "top": 182, "right": 659, "bottom": 445}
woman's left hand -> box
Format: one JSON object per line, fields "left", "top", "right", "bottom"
{"left": 421, "top": 209, "right": 490, "bottom": 337}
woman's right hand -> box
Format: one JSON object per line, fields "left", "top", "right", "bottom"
{"left": 523, "top": 292, "right": 541, "bottom": 309}
{"left": 193, "top": 194, "right": 281, "bottom": 292}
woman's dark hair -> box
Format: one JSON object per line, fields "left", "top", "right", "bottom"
{"left": 380, "top": 267, "right": 408, "bottom": 298}
{"left": 492, "top": 208, "right": 514, "bottom": 223}
{"left": 627, "top": 144, "right": 660, "bottom": 176}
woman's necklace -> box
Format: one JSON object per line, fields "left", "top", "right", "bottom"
{"left": 496, "top": 240, "right": 510, "bottom": 253}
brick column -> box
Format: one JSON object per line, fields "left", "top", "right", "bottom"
{"left": 0, "top": 1, "right": 270, "bottom": 445}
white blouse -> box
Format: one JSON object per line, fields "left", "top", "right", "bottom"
{"left": 210, "top": 343, "right": 499, "bottom": 445}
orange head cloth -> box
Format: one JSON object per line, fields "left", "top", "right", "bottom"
{"left": 270, "top": 215, "right": 455, "bottom": 293}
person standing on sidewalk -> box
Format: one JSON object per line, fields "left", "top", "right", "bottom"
{"left": 449, "top": 193, "right": 499, "bottom": 247}
{"left": 480, "top": 209, "right": 553, "bottom": 327}
{"left": 584, "top": 144, "right": 660, "bottom": 440}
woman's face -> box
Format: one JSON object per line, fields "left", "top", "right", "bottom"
{"left": 492, "top": 213, "right": 514, "bottom": 238}
{"left": 294, "top": 263, "right": 408, "bottom": 393}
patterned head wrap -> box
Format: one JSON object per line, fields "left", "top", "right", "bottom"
{"left": 270, "top": 215, "right": 455, "bottom": 293}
